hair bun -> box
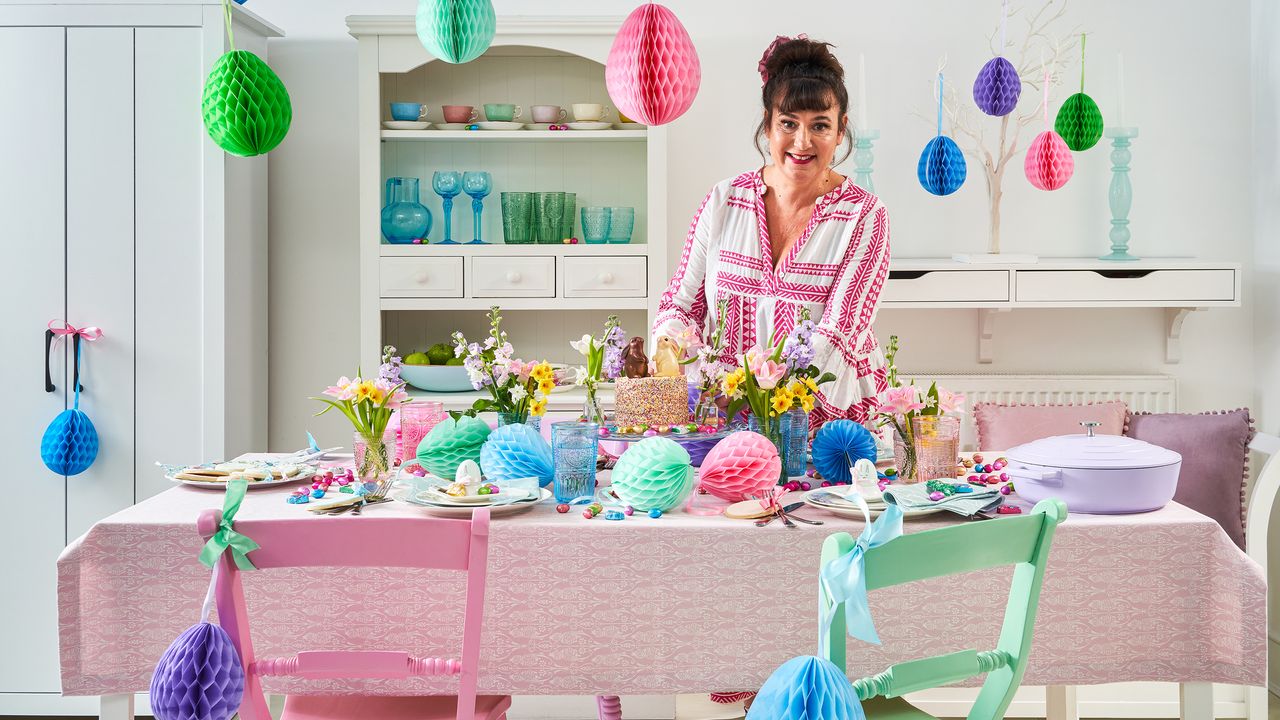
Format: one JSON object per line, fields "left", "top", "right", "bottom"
{"left": 763, "top": 37, "right": 845, "bottom": 83}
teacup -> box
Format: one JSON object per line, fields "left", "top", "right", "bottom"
{"left": 442, "top": 105, "right": 477, "bottom": 123}
{"left": 390, "top": 102, "right": 427, "bottom": 121}
{"left": 571, "top": 103, "right": 609, "bottom": 121}
{"left": 531, "top": 105, "right": 567, "bottom": 123}
{"left": 483, "top": 103, "right": 523, "bottom": 122}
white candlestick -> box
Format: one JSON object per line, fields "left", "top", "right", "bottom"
{"left": 1117, "top": 52, "right": 1126, "bottom": 127}
{"left": 858, "top": 53, "right": 868, "bottom": 130}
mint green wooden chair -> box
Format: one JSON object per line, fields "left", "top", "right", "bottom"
{"left": 819, "top": 498, "right": 1067, "bottom": 719}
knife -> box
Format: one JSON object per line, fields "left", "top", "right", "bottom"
{"left": 754, "top": 501, "right": 810, "bottom": 527}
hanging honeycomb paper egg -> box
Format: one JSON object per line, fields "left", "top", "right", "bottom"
{"left": 41, "top": 406, "right": 98, "bottom": 476}
{"left": 415, "top": 0, "right": 496, "bottom": 65}
{"left": 201, "top": 50, "right": 292, "bottom": 157}
{"left": 1054, "top": 92, "right": 1104, "bottom": 151}
{"left": 697, "top": 431, "right": 779, "bottom": 502}
{"left": 972, "top": 56, "right": 1021, "bottom": 116}
{"left": 416, "top": 415, "right": 491, "bottom": 480}
{"left": 610, "top": 436, "right": 694, "bottom": 512}
{"left": 917, "top": 135, "right": 967, "bottom": 196}
{"left": 748, "top": 655, "right": 863, "bottom": 720}
{"left": 1025, "top": 129, "right": 1075, "bottom": 191}
{"left": 149, "top": 621, "right": 245, "bottom": 720}
{"left": 605, "top": 3, "right": 701, "bottom": 126}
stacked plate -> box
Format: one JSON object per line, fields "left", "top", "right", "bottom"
{"left": 802, "top": 486, "right": 941, "bottom": 519}
{"left": 393, "top": 483, "right": 550, "bottom": 517}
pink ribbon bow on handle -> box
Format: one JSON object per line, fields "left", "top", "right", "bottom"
{"left": 45, "top": 319, "right": 103, "bottom": 393}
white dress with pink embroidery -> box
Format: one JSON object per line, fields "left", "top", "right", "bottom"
{"left": 653, "top": 170, "right": 891, "bottom": 425}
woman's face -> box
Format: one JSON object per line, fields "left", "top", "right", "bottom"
{"left": 764, "top": 100, "right": 846, "bottom": 185}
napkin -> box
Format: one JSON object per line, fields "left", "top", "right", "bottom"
{"left": 881, "top": 482, "right": 1002, "bottom": 517}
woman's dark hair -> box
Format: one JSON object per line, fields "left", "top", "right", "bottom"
{"left": 754, "top": 37, "right": 854, "bottom": 166}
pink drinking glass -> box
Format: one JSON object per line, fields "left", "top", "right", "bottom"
{"left": 399, "top": 401, "right": 445, "bottom": 462}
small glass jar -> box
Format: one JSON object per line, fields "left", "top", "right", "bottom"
{"left": 398, "top": 401, "right": 444, "bottom": 462}
{"left": 912, "top": 415, "right": 961, "bottom": 482}
{"left": 784, "top": 407, "right": 809, "bottom": 477}
{"left": 552, "top": 421, "right": 600, "bottom": 503}
{"left": 353, "top": 430, "right": 397, "bottom": 483}
{"left": 748, "top": 412, "right": 791, "bottom": 484}
{"left": 497, "top": 411, "right": 541, "bottom": 432}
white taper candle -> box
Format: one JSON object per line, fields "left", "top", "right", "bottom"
{"left": 858, "top": 53, "right": 868, "bottom": 130}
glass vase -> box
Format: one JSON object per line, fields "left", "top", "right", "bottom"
{"left": 748, "top": 412, "right": 791, "bottom": 484}
{"left": 582, "top": 386, "right": 607, "bottom": 425}
{"left": 552, "top": 421, "right": 599, "bottom": 503}
{"left": 892, "top": 427, "right": 918, "bottom": 484}
{"left": 912, "top": 415, "right": 961, "bottom": 482}
{"left": 353, "top": 430, "right": 396, "bottom": 485}
{"left": 497, "top": 411, "right": 541, "bottom": 432}
{"left": 784, "top": 407, "right": 809, "bottom": 477}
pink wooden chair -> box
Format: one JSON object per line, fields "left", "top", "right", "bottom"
{"left": 196, "top": 507, "right": 510, "bottom": 720}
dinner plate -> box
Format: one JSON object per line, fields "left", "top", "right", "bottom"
{"left": 477, "top": 121, "right": 525, "bottom": 131}
{"left": 383, "top": 120, "right": 431, "bottom": 130}
{"left": 415, "top": 486, "right": 538, "bottom": 506}
{"left": 394, "top": 487, "right": 550, "bottom": 517}
{"left": 802, "top": 488, "right": 941, "bottom": 519}
{"left": 566, "top": 121, "right": 612, "bottom": 131}
{"left": 168, "top": 465, "right": 317, "bottom": 490}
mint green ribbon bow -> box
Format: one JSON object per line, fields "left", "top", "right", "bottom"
{"left": 199, "top": 476, "right": 260, "bottom": 570}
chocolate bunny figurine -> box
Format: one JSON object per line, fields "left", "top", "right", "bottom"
{"left": 622, "top": 336, "right": 650, "bottom": 378}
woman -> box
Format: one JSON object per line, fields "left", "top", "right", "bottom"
{"left": 654, "top": 35, "right": 891, "bottom": 430}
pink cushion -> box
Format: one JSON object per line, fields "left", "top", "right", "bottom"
{"left": 974, "top": 401, "right": 1128, "bottom": 451}
{"left": 1125, "top": 409, "right": 1253, "bottom": 549}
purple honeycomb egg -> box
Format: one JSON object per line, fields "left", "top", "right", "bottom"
{"left": 973, "top": 56, "right": 1021, "bottom": 116}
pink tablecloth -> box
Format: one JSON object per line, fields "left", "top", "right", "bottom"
{"left": 58, "top": 480, "right": 1265, "bottom": 697}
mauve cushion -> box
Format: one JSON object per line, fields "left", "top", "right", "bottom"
{"left": 1126, "top": 409, "right": 1253, "bottom": 549}
{"left": 974, "top": 401, "right": 1128, "bottom": 451}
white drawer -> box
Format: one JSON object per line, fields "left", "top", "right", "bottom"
{"left": 379, "top": 257, "right": 463, "bottom": 298}
{"left": 563, "top": 256, "right": 647, "bottom": 298}
{"left": 1015, "top": 269, "right": 1237, "bottom": 303}
{"left": 881, "top": 270, "right": 1010, "bottom": 303}
{"left": 472, "top": 256, "right": 555, "bottom": 297}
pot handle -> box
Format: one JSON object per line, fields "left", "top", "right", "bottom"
{"left": 1005, "top": 464, "right": 1063, "bottom": 486}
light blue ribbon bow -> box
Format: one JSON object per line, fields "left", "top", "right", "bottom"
{"left": 818, "top": 497, "right": 903, "bottom": 655}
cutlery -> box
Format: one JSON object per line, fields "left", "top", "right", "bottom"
{"left": 755, "top": 501, "right": 807, "bottom": 527}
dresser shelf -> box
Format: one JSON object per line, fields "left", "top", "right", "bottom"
{"left": 382, "top": 129, "right": 647, "bottom": 142}
{"left": 880, "top": 258, "right": 1241, "bottom": 363}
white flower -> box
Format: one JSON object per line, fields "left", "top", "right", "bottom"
{"left": 572, "top": 366, "right": 589, "bottom": 386}
{"left": 509, "top": 384, "right": 528, "bottom": 402}
{"left": 570, "top": 334, "right": 594, "bottom": 356}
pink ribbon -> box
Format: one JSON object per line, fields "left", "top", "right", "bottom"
{"left": 48, "top": 319, "right": 104, "bottom": 343}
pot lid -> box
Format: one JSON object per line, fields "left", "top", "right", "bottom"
{"left": 1006, "top": 431, "right": 1181, "bottom": 470}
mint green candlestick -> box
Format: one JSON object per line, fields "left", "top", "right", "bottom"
{"left": 852, "top": 129, "right": 879, "bottom": 192}
{"left": 1100, "top": 126, "right": 1139, "bottom": 261}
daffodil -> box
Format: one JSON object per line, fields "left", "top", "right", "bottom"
{"left": 770, "top": 387, "right": 794, "bottom": 416}
{"left": 798, "top": 392, "right": 815, "bottom": 413}
{"left": 721, "top": 368, "right": 746, "bottom": 399}
{"left": 803, "top": 376, "right": 820, "bottom": 394}
{"left": 530, "top": 398, "right": 547, "bottom": 416}
{"left": 353, "top": 380, "right": 378, "bottom": 404}
{"left": 530, "top": 361, "right": 555, "bottom": 384}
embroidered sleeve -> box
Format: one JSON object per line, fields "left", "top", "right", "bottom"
{"left": 809, "top": 200, "right": 891, "bottom": 422}
{"left": 652, "top": 187, "right": 715, "bottom": 343}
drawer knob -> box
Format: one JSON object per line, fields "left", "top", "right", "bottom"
{"left": 413, "top": 272, "right": 430, "bottom": 284}
{"left": 506, "top": 271, "right": 522, "bottom": 284}
{"left": 599, "top": 272, "right": 614, "bottom": 284}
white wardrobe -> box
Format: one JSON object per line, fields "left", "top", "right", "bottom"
{"left": 0, "top": 2, "right": 278, "bottom": 714}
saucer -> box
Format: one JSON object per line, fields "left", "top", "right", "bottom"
{"left": 477, "top": 121, "right": 525, "bottom": 131}
{"left": 383, "top": 121, "right": 431, "bottom": 130}
{"left": 613, "top": 122, "right": 646, "bottom": 130}
{"left": 435, "top": 122, "right": 470, "bottom": 131}
{"left": 567, "top": 121, "right": 612, "bottom": 130}
{"left": 524, "top": 123, "right": 555, "bottom": 131}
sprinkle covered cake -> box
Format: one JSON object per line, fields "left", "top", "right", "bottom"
{"left": 613, "top": 376, "right": 690, "bottom": 429}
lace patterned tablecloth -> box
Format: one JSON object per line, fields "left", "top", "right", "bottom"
{"left": 58, "top": 479, "right": 1265, "bottom": 696}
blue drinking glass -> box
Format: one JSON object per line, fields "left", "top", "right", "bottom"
{"left": 552, "top": 421, "right": 600, "bottom": 503}
{"left": 432, "top": 171, "right": 463, "bottom": 245}
{"left": 606, "top": 207, "right": 635, "bottom": 244}
{"left": 580, "top": 206, "right": 611, "bottom": 244}
{"left": 462, "top": 171, "right": 492, "bottom": 245}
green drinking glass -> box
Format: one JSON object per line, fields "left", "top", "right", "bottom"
{"left": 561, "top": 192, "right": 577, "bottom": 241}
{"left": 500, "top": 192, "right": 534, "bottom": 244}
{"left": 534, "top": 191, "right": 565, "bottom": 244}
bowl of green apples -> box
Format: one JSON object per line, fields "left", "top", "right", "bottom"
{"left": 397, "top": 342, "right": 474, "bottom": 392}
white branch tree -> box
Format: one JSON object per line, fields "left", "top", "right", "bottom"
{"left": 924, "top": 0, "right": 1081, "bottom": 255}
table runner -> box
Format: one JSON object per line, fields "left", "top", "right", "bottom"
{"left": 58, "top": 481, "right": 1265, "bottom": 696}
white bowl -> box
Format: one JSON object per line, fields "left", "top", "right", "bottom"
{"left": 399, "top": 364, "right": 473, "bottom": 392}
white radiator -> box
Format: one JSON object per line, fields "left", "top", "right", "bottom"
{"left": 902, "top": 373, "right": 1179, "bottom": 450}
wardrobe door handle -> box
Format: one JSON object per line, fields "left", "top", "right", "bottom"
{"left": 44, "top": 329, "right": 55, "bottom": 393}
{"left": 73, "top": 334, "right": 85, "bottom": 392}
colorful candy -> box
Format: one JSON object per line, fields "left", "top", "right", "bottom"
{"left": 556, "top": 503, "right": 570, "bottom": 513}
{"left": 624, "top": 505, "right": 635, "bottom": 516}
{"left": 1000, "top": 484, "right": 1012, "bottom": 495}
{"left": 929, "top": 491, "right": 945, "bottom": 501}
{"left": 604, "top": 510, "right": 625, "bottom": 521}
{"left": 972, "top": 453, "right": 985, "bottom": 463}
{"left": 310, "top": 488, "right": 325, "bottom": 499}
{"left": 648, "top": 508, "right": 662, "bottom": 518}
{"left": 800, "top": 481, "right": 811, "bottom": 491}
{"left": 996, "top": 505, "right": 1022, "bottom": 514}
{"left": 583, "top": 510, "right": 595, "bottom": 519}
{"left": 598, "top": 427, "right": 611, "bottom": 438}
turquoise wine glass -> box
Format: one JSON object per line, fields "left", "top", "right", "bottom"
{"left": 462, "top": 171, "right": 492, "bottom": 245}
{"left": 432, "top": 171, "right": 463, "bottom": 245}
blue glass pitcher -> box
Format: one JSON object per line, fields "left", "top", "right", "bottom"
{"left": 381, "top": 177, "right": 433, "bottom": 244}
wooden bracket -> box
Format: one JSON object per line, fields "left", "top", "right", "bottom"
{"left": 1164, "top": 308, "right": 1200, "bottom": 364}
{"left": 978, "top": 309, "right": 1009, "bottom": 364}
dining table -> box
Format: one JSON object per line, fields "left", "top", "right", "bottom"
{"left": 58, "top": 459, "right": 1266, "bottom": 720}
